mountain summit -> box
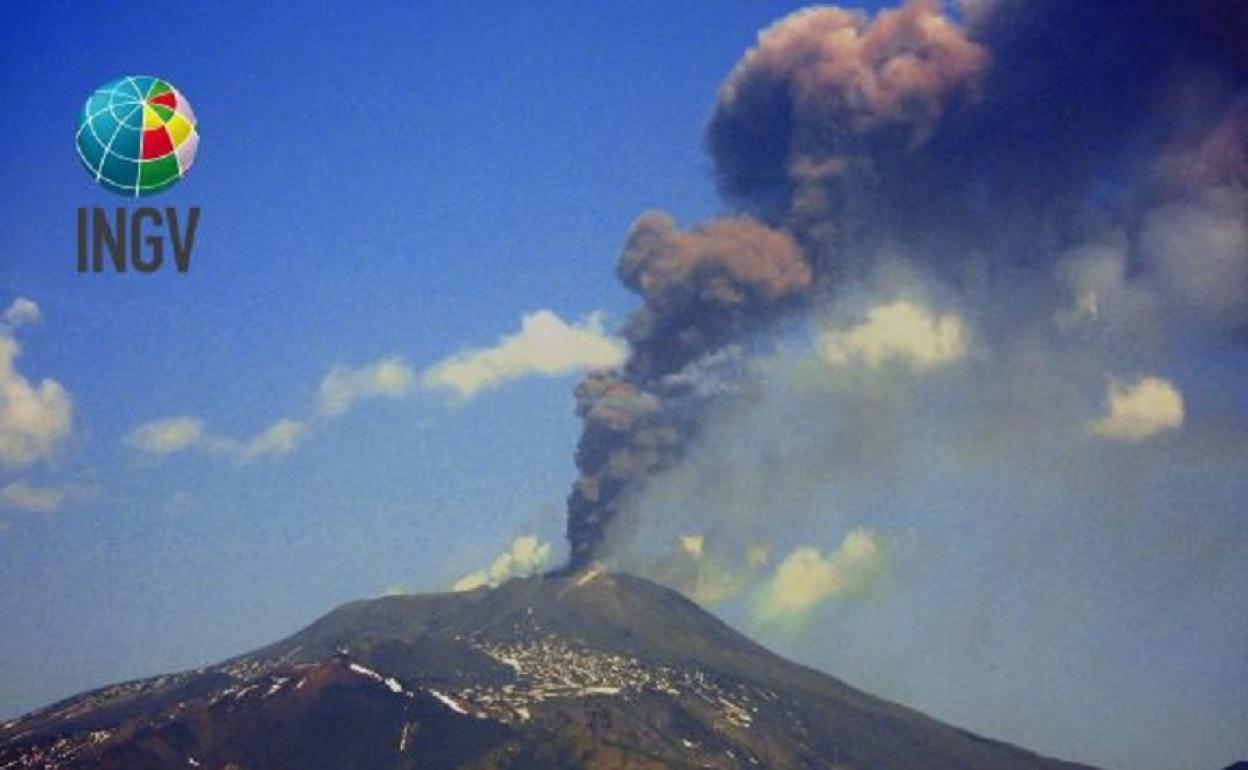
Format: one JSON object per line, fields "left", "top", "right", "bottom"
{"left": 0, "top": 570, "right": 1102, "bottom": 770}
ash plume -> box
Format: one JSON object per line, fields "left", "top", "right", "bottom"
{"left": 564, "top": 0, "right": 988, "bottom": 569}
{"left": 565, "top": 214, "right": 811, "bottom": 567}
{"left": 564, "top": 0, "right": 1248, "bottom": 570}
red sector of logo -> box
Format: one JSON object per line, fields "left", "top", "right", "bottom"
{"left": 149, "top": 91, "right": 177, "bottom": 110}
{"left": 142, "top": 127, "right": 175, "bottom": 158}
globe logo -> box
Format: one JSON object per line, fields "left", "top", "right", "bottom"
{"left": 75, "top": 76, "right": 199, "bottom": 196}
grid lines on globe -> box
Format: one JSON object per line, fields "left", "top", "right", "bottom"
{"left": 75, "top": 75, "right": 199, "bottom": 197}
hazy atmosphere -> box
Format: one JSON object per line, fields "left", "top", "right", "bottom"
{"left": 1, "top": 3, "right": 1244, "bottom": 770}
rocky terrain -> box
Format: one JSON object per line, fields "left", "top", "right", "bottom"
{"left": 0, "top": 569, "right": 1105, "bottom": 770}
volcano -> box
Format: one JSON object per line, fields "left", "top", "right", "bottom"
{"left": 0, "top": 570, "right": 1102, "bottom": 770}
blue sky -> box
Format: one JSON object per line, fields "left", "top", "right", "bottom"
{"left": 0, "top": 0, "right": 804, "bottom": 712}
{"left": 1, "top": 4, "right": 1245, "bottom": 770}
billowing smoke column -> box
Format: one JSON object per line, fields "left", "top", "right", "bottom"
{"left": 706, "top": 1, "right": 987, "bottom": 263}
{"left": 564, "top": 0, "right": 1247, "bottom": 569}
{"left": 564, "top": 0, "right": 987, "bottom": 569}
{"left": 565, "top": 214, "right": 813, "bottom": 568}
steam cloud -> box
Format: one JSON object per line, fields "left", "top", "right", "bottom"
{"left": 452, "top": 535, "right": 554, "bottom": 591}
{"left": 751, "top": 528, "right": 888, "bottom": 628}
{"left": 562, "top": 0, "right": 1248, "bottom": 585}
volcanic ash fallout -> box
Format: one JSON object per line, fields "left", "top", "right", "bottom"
{"left": 561, "top": 0, "right": 1248, "bottom": 581}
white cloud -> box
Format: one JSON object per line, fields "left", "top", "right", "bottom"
{"left": 125, "top": 353, "right": 415, "bottom": 465}
{"left": 1089, "top": 376, "right": 1184, "bottom": 441}
{"left": 752, "top": 528, "right": 887, "bottom": 626}
{"left": 424, "top": 310, "right": 627, "bottom": 400}
{"left": 118, "top": 310, "right": 620, "bottom": 465}
{"left": 0, "top": 480, "right": 66, "bottom": 513}
{"left": 237, "top": 418, "right": 305, "bottom": 460}
{"left": 451, "top": 535, "right": 553, "bottom": 591}
{"left": 637, "top": 535, "right": 771, "bottom": 608}
{"left": 1, "top": 298, "right": 41, "bottom": 330}
{"left": 117, "top": 310, "right": 623, "bottom": 465}
{"left": 0, "top": 311, "right": 73, "bottom": 467}
{"left": 125, "top": 416, "right": 304, "bottom": 463}
{"left": 820, "top": 300, "right": 967, "bottom": 371}
{"left": 318, "top": 356, "right": 415, "bottom": 416}
{"left": 125, "top": 416, "right": 205, "bottom": 455}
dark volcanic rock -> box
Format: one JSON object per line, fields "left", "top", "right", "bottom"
{"left": 0, "top": 570, "right": 1104, "bottom": 770}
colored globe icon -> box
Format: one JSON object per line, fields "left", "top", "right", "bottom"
{"left": 75, "top": 76, "right": 199, "bottom": 196}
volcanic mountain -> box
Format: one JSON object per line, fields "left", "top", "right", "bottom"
{"left": 0, "top": 569, "right": 1102, "bottom": 770}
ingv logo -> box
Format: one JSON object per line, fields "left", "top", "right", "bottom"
{"left": 75, "top": 75, "right": 201, "bottom": 273}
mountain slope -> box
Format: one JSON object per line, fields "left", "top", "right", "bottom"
{"left": 0, "top": 570, "right": 1105, "bottom": 770}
